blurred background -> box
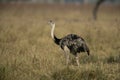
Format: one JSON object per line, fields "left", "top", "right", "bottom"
{"left": 0, "top": 0, "right": 120, "bottom": 4}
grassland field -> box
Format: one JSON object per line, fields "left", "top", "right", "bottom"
{"left": 0, "top": 4, "right": 120, "bottom": 80}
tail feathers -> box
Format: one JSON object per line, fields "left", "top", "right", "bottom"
{"left": 83, "top": 44, "right": 90, "bottom": 56}
{"left": 87, "top": 50, "right": 90, "bottom": 56}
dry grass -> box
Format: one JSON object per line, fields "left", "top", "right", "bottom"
{"left": 0, "top": 4, "right": 120, "bottom": 80}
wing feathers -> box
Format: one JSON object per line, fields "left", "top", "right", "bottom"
{"left": 60, "top": 34, "right": 89, "bottom": 54}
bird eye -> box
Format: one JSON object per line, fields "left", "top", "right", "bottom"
{"left": 49, "top": 20, "right": 52, "bottom": 23}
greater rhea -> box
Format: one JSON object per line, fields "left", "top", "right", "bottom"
{"left": 48, "top": 20, "right": 90, "bottom": 66}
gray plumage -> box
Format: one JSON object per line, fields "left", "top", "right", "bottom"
{"left": 59, "top": 34, "right": 90, "bottom": 56}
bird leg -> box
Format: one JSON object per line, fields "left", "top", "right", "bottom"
{"left": 65, "top": 52, "right": 69, "bottom": 65}
{"left": 64, "top": 46, "right": 70, "bottom": 65}
{"left": 75, "top": 53, "right": 80, "bottom": 66}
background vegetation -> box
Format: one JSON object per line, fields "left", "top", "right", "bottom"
{"left": 0, "top": 4, "right": 120, "bottom": 80}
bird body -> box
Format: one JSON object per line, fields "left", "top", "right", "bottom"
{"left": 59, "top": 34, "right": 89, "bottom": 56}
{"left": 48, "top": 20, "right": 90, "bottom": 66}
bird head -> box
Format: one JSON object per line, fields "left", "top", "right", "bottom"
{"left": 48, "top": 20, "right": 55, "bottom": 27}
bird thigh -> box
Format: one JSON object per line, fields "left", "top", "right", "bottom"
{"left": 63, "top": 46, "right": 70, "bottom": 65}
{"left": 75, "top": 53, "right": 80, "bottom": 66}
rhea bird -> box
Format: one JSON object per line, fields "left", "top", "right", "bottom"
{"left": 48, "top": 20, "right": 90, "bottom": 66}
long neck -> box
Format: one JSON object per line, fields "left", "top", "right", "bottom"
{"left": 51, "top": 24, "right": 55, "bottom": 39}
{"left": 51, "top": 24, "right": 60, "bottom": 45}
